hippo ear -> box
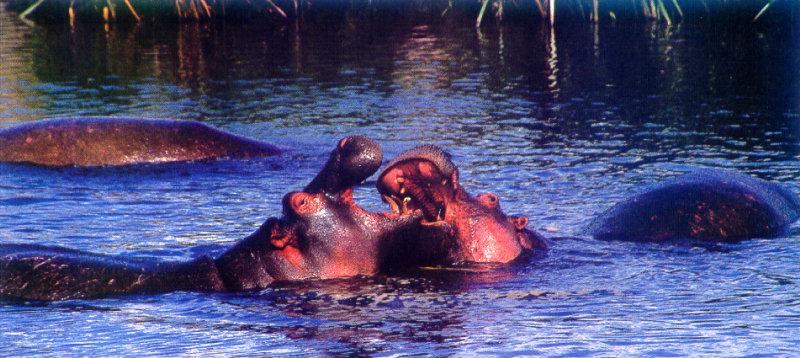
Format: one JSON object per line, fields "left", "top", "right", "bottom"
{"left": 337, "top": 137, "right": 350, "bottom": 150}
{"left": 510, "top": 216, "right": 529, "bottom": 230}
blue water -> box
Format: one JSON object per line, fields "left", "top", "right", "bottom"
{"left": 2, "top": 5, "right": 800, "bottom": 355}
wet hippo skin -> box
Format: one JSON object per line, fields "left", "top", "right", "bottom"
{"left": 4, "top": 139, "right": 796, "bottom": 301}
{"left": 0, "top": 137, "right": 546, "bottom": 300}
{"left": 0, "top": 136, "right": 401, "bottom": 300}
{"left": 0, "top": 117, "right": 280, "bottom": 166}
{"left": 587, "top": 169, "right": 800, "bottom": 242}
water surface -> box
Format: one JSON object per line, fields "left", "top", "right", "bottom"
{"left": 1, "top": 6, "right": 800, "bottom": 355}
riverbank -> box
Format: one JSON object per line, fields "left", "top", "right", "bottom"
{"left": 5, "top": 0, "right": 797, "bottom": 26}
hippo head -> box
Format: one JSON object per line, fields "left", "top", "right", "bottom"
{"left": 376, "top": 145, "right": 542, "bottom": 264}
{"left": 216, "top": 136, "right": 426, "bottom": 290}
{"left": 263, "top": 188, "right": 423, "bottom": 280}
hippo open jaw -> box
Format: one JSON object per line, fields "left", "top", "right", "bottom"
{"left": 377, "top": 146, "right": 459, "bottom": 225}
{"left": 377, "top": 160, "right": 451, "bottom": 223}
{"left": 377, "top": 144, "right": 546, "bottom": 264}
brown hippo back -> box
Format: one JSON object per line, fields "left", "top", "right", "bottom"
{"left": 0, "top": 117, "right": 280, "bottom": 166}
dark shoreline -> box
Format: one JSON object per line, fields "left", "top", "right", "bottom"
{"left": 5, "top": 0, "right": 798, "bottom": 26}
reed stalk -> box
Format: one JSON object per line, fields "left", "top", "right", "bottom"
{"left": 18, "top": 0, "right": 45, "bottom": 20}
{"left": 669, "top": 0, "right": 682, "bottom": 17}
{"left": 752, "top": 0, "right": 776, "bottom": 22}
{"left": 476, "top": 0, "right": 490, "bottom": 27}
{"left": 657, "top": 0, "right": 671, "bottom": 25}
{"left": 122, "top": 0, "right": 140, "bottom": 21}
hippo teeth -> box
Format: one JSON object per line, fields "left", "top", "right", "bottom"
{"left": 381, "top": 194, "right": 436, "bottom": 223}
{"left": 381, "top": 193, "right": 444, "bottom": 222}
{"left": 383, "top": 194, "right": 401, "bottom": 214}
{"left": 378, "top": 158, "right": 452, "bottom": 222}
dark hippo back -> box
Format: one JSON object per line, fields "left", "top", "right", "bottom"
{"left": 587, "top": 169, "right": 800, "bottom": 242}
{"left": 0, "top": 244, "right": 225, "bottom": 300}
{"left": 0, "top": 117, "right": 280, "bottom": 166}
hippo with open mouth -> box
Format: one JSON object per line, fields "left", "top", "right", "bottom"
{"left": 376, "top": 145, "right": 800, "bottom": 252}
{"left": 377, "top": 145, "right": 548, "bottom": 265}
{"left": 0, "top": 117, "right": 280, "bottom": 166}
{"left": 3, "top": 133, "right": 796, "bottom": 301}
{"left": 0, "top": 136, "right": 551, "bottom": 300}
{"left": 214, "top": 136, "right": 445, "bottom": 291}
{"left": 0, "top": 136, "right": 429, "bottom": 300}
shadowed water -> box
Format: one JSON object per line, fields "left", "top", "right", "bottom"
{"left": 1, "top": 5, "right": 800, "bottom": 355}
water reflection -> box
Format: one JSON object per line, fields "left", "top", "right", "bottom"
{"left": 213, "top": 268, "right": 531, "bottom": 354}
{"left": 547, "top": 24, "right": 559, "bottom": 97}
{"left": 3, "top": 12, "right": 797, "bottom": 133}
{"left": 1, "top": 5, "right": 798, "bottom": 219}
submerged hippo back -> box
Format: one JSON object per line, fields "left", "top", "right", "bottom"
{"left": 0, "top": 118, "right": 280, "bottom": 166}
{"left": 588, "top": 169, "right": 800, "bottom": 242}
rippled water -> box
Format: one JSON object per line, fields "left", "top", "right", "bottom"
{"left": 2, "top": 5, "right": 800, "bottom": 355}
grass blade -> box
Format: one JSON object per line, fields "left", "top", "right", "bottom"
{"left": 657, "top": 0, "right": 671, "bottom": 25}
{"left": 670, "top": 0, "right": 683, "bottom": 17}
{"left": 123, "top": 0, "right": 141, "bottom": 21}
{"left": 19, "top": 0, "right": 46, "bottom": 20}
{"left": 533, "top": 0, "right": 546, "bottom": 17}
{"left": 266, "top": 0, "right": 288, "bottom": 18}
{"left": 200, "top": 0, "right": 212, "bottom": 17}
{"left": 476, "top": 0, "right": 490, "bottom": 27}
{"left": 753, "top": 0, "right": 775, "bottom": 22}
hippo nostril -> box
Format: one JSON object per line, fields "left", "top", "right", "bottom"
{"left": 291, "top": 193, "right": 307, "bottom": 210}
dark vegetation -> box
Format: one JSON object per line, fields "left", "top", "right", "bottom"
{"left": 5, "top": 0, "right": 797, "bottom": 26}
